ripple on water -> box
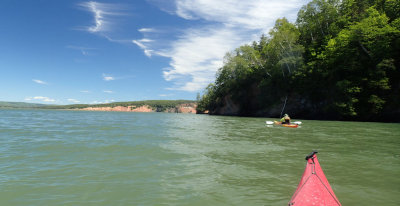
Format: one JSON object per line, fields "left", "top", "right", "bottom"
{"left": 0, "top": 110, "right": 399, "bottom": 205}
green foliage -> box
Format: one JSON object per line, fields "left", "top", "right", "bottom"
{"left": 0, "top": 101, "right": 46, "bottom": 108}
{"left": 198, "top": 0, "right": 400, "bottom": 120}
{"left": 318, "top": 6, "right": 399, "bottom": 118}
{"left": 196, "top": 83, "right": 218, "bottom": 113}
{"left": 42, "top": 100, "right": 196, "bottom": 112}
{"left": 266, "top": 18, "right": 304, "bottom": 77}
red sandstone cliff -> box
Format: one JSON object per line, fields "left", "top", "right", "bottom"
{"left": 78, "top": 104, "right": 197, "bottom": 113}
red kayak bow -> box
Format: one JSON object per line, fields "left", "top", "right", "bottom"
{"left": 288, "top": 151, "right": 341, "bottom": 206}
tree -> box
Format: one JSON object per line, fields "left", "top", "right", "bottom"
{"left": 321, "top": 7, "right": 399, "bottom": 118}
{"left": 197, "top": 0, "right": 400, "bottom": 121}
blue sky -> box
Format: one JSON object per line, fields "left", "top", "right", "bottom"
{"left": 0, "top": 0, "right": 310, "bottom": 105}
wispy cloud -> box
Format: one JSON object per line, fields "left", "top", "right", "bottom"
{"left": 132, "top": 39, "right": 156, "bottom": 57}
{"left": 80, "top": 90, "right": 91, "bottom": 93}
{"left": 67, "top": 45, "right": 96, "bottom": 56}
{"left": 67, "top": 98, "right": 80, "bottom": 103}
{"left": 162, "top": 26, "right": 243, "bottom": 91}
{"left": 138, "top": 28, "right": 157, "bottom": 33}
{"left": 159, "top": 94, "right": 174, "bottom": 97}
{"left": 102, "top": 73, "right": 135, "bottom": 81}
{"left": 90, "top": 99, "right": 115, "bottom": 104}
{"left": 78, "top": 1, "right": 128, "bottom": 34}
{"left": 102, "top": 73, "right": 115, "bottom": 81}
{"left": 25, "top": 96, "right": 55, "bottom": 102}
{"left": 133, "top": 27, "right": 172, "bottom": 58}
{"left": 174, "top": 0, "right": 303, "bottom": 30}
{"left": 32, "top": 79, "right": 48, "bottom": 85}
{"left": 103, "top": 90, "right": 114, "bottom": 93}
{"left": 136, "top": 0, "right": 308, "bottom": 91}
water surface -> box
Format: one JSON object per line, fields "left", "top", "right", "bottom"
{"left": 0, "top": 109, "right": 399, "bottom": 205}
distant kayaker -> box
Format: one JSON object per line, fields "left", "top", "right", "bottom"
{"left": 280, "top": 114, "right": 291, "bottom": 124}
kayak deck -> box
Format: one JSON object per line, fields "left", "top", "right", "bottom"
{"left": 288, "top": 151, "right": 341, "bottom": 206}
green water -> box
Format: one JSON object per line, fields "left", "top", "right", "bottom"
{"left": 0, "top": 109, "right": 399, "bottom": 205}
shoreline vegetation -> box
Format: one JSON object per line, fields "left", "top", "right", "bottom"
{"left": 0, "top": 100, "right": 197, "bottom": 114}
{"left": 196, "top": 0, "right": 400, "bottom": 122}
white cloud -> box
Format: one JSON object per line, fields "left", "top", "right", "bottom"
{"left": 132, "top": 39, "right": 156, "bottom": 57}
{"left": 162, "top": 27, "right": 242, "bottom": 91}
{"left": 159, "top": 94, "right": 174, "bottom": 97}
{"left": 67, "top": 45, "right": 96, "bottom": 56}
{"left": 25, "top": 96, "right": 56, "bottom": 102}
{"left": 102, "top": 73, "right": 135, "bottom": 81}
{"left": 80, "top": 90, "right": 91, "bottom": 93}
{"left": 103, "top": 90, "right": 114, "bottom": 93}
{"left": 174, "top": 0, "right": 303, "bottom": 30}
{"left": 135, "top": 0, "right": 309, "bottom": 91}
{"left": 103, "top": 76, "right": 114, "bottom": 81}
{"left": 90, "top": 99, "right": 115, "bottom": 104}
{"left": 32, "top": 79, "right": 48, "bottom": 85}
{"left": 67, "top": 99, "right": 80, "bottom": 103}
{"left": 138, "top": 28, "right": 157, "bottom": 33}
{"left": 102, "top": 73, "right": 115, "bottom": 81}
{"left": 79, "top": 1, "right": 128, "bottom": 34}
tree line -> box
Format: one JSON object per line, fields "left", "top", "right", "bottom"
{"left": 197, "top": 0, "right": 400, "bottom": 121}
{"left": 43, "top": 100, "right": 196, "bottom": 111}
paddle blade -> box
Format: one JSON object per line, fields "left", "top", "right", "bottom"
{"left": 266, "top": 121, "right": 274, "bottom": 125}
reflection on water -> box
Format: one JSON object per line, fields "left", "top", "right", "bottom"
{"left": 0, "top": 109, "right": 399, "bottom": 205}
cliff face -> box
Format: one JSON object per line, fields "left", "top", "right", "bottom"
{"left": 175, "top": 103, "right": 197, "bottom": 113}
{"left": 211, "top": 94, "right": 315, "bottom": 118}
{"left": 78, "top": 103, "right": 197, "bottom": 113}
{"left": 80, "top": 105, "right": 153, "bottom": 112}
{"left": 210, "top": 96, "right": 240, "bottom": 115}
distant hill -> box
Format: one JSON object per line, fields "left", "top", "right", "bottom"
{"left": 0, "top": 101, "right": 47, "bottom": 108}
{"left": 42, "top": 100, "right": 196, "bottom": 110}
{"left": 0, "top": 100, "right": 197, "bottom": 113}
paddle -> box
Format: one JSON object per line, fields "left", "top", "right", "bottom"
{"left": 265, "top": 121, "right": 302, "bottom": 125}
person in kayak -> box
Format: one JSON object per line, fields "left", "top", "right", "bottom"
{"left": 280, "top": 114, "right": 291, "bottom": 124}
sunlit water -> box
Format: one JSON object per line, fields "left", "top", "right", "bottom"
{"left": 0, "top": 109, "right": 399, "bottom": 205}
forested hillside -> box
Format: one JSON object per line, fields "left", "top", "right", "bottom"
{"left": 0, "top": 101, "right": 45, "bottom": 108}
{"left": 197, "top": 0, "right": 400, "bottom": 121}
{"left": 43, "top": 100, "right": 196, "bottom": 111}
